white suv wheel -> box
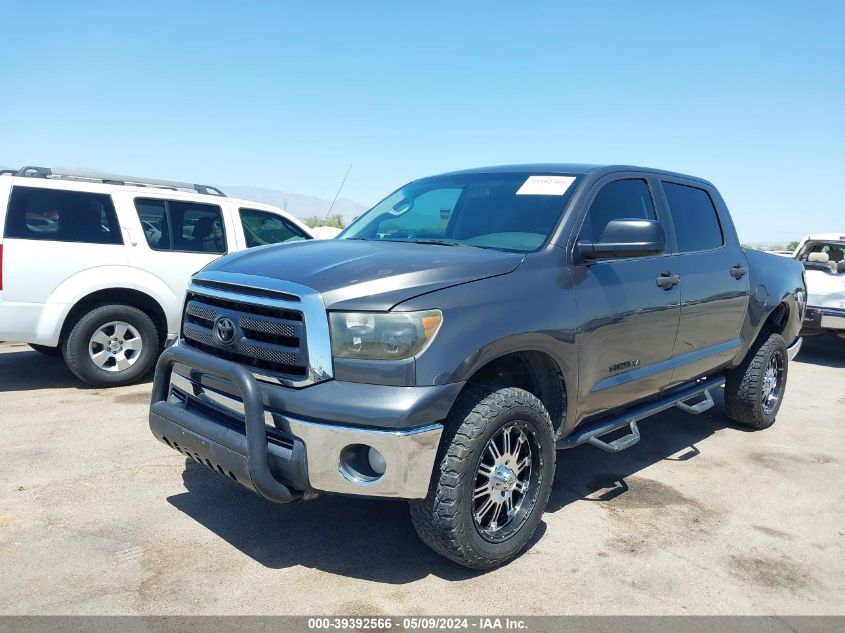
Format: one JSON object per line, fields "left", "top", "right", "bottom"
{"left": 88, "top": 321, "right": 144, "bottom": 372}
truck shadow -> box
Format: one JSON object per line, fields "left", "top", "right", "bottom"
{"left": 167, "top": 458, "right": 501, "bottom": 582}
{"left": 548, "top": 393, "right": 732, "bottom": 511}
{"left": 167, "top": 394, "right": 739, "bottom": 583}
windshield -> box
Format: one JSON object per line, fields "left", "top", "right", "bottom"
{"left": 339, "top": 172, "right": 581, "bottom": 253}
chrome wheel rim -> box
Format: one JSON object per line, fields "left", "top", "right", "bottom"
{"left": 762, "top": 350, "right": 784, "bottom": 414}
{"left": 472, "top": 423, "right": 538, "bottom": 541}
{"left": 88, "top": 321, "right": 143, "bottom": 372}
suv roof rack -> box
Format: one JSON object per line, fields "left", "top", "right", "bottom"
{"left": 15, "top": 166, "right": 226, "bottom": 197}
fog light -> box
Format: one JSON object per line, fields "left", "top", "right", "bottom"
{"left": 339, "top": 443, "right": 385, "bottom": 483}
{"left": 368, "top": 446, "right": 386, "bottom": 475}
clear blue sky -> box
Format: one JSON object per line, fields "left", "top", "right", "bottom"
{"left": 1, "top": 1, "right": 841, "bottom": 242}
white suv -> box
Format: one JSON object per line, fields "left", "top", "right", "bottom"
{"left": 0, "top": 166, "right": 314, "bottom": 386}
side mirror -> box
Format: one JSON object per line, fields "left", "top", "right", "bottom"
{"left": 578, "top": 219, "right": 665, "bottom": 260}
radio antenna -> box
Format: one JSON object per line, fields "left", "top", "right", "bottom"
{"left": 323, "top": 163, "right": 352, "bottom": 225}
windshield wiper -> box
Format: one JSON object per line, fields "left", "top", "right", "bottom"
{"left": 408, "top": 239, "right": 462, "bottom": 247}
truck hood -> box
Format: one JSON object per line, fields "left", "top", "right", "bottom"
{"left": 202, "top": 239, "right": 525, "bottom": 310}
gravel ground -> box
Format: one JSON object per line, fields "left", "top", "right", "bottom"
{"left": 0, "top": 336, "right": 843, "bottom": 615}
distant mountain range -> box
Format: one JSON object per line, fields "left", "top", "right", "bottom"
{"left": 223, "top": 186, "right": 368, "bottom": 226}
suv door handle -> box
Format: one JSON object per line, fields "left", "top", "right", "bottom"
{"left": 730, "top": 264, "right": 747, "bottom": 279}
{"left": 656, "top": 271, "right": 680, "bottom": 289}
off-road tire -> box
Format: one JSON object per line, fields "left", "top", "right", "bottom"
{"left": 409, "top": 385, "right": 556, "bottom": 569}
{"left": 724, "top": 333, "right": 788, "bottom": 429}
{"left": 63, "top": 304, "right": 160, "bottom": 387}
{"left": 29, "top": 344, "right": 63, "bottom": 357}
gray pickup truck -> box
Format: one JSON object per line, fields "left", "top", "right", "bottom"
{"left": 149, "top": 164, "right": 805, "bottom": 569}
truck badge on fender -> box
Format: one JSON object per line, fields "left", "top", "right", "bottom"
{"left": 609, "top": 359, "right": 640, "bottom": 373}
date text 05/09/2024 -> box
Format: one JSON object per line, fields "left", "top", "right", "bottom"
{"left": 307, "top": 617, "right": 528, "bottom": 630}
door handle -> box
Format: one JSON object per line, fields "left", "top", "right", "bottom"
{"left": 656, "top": 271, "right": 680, "bottom": 289}
{"left": 730, "top": 264, "right": 747, "bottom": 279}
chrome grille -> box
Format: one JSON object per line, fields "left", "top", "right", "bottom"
{"left": 181, "top": 290, "right": 308, "bottom": 382}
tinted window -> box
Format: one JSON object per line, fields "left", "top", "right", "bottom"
{"left": 240, "top": 209, "right": 310, "bottom": 247}
{"left": 4, "top": 186, "right": 122, "bottom": 245}
{"left": 134, "top": 199, "right": 226, "bottom": 253}
{"left": 175, "top": 202, "right": 226, "bottom": 253}
{"left": 663, "top": 183, "right": 723, "bottom": 252}
{"left": 135, "top": 199, "right": 168, "bottom": 250}
{"left": 581, "top": 179, "right": 656, "bottom": 242}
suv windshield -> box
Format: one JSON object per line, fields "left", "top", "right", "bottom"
{"left": 340, "top": 172, "right": 580, "bottom": 252}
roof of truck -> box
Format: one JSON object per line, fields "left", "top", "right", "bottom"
{"left": 435, "top": 163, "right": 713, "bottom": 185}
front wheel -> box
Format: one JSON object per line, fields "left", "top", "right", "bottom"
{"left": 63, "top": 304, "right": 160, "bottom": 387}
{"left": 724, "top": 333, "right": 789, "bottom": 429}
{"left": 409, "top": 385, "right": 555, "bottom": 569}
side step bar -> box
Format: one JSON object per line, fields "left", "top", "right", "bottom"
{"left": 557, "top": 375, "right": 725, "bottom": 453}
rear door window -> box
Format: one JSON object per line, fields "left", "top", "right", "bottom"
{"left": 662, "top": 182, "right": 724, "bottom": 252}
{"left": 580, "top": 178, "right": 657, "bottom": 243}
{"left": 134, "top": 199, "right": 226, "bottom": 253}
{"left": 240, "top": 208, "right": 310, "bottom": 247}
{"left": 135, "top": 199, "right": 168, "bottom": 250}
{"left": 4, "top": 186, "right": 122, "bottom": 245}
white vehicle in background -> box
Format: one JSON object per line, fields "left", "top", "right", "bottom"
{"left": 794, "top": 233, "right": 845, "bottom": 339}
{"left": 0, "top": 166, "right": 313, "bottom": 386}
{"left": 309, "top": 225, "right": 342, "bottom": 239}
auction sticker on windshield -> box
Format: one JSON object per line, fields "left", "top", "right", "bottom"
{"left": 516, "top": 175, "right": 576, "bottom": 196}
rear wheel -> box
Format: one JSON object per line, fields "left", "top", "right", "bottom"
{"left": 724, "top": 333, "right": 788, "bottom": 429}
{"left": 410, "top": 385, "right": 555, "bottom": 569}
{"left": 28, "top": 344, "right": 63, "bottom": 357}
{"left": 63, "top": 304, "right": 160, "bottom": 387}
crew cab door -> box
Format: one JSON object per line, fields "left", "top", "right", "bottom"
{"left": 572, "top": 175, "right": 681, "bottom": 420}
{"left": 657, "top": 179, "right": 751, "bottom": 386}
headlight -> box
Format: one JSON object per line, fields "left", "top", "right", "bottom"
{"left": 329, "top": 310, "right": 443, "bottom": 360}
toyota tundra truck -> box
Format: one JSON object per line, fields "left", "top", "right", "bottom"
{"left": 148, "top": 164, "right": 805, "bottom": 569}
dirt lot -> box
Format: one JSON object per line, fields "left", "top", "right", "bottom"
{"left": 1, "top": 336, "right": 843, "bottom": 615}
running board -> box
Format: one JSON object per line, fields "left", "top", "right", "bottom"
{"left": 557, "top": 375, "right": 725, "bottom": 452}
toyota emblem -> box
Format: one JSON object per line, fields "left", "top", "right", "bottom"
{"left": 213, "top": 317, "right": 236, "bottom": 346}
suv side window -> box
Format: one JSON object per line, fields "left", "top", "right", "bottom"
{"left": 135, "top": 199, "right": 168, "bottom": 250}
{"left": 580, "top": 179, "right": 656, "bottom": 243}
{"left": 134, "top": 199, "right": 226, "bottom": 253}
{"left": 4, "top": 186, "right": 122, "bottom": 245}
{"left": 240, "top": 208, "right": 310, "bottom": 247}
{"left": 662, "top": 182, "right": 723, "bottom": 252}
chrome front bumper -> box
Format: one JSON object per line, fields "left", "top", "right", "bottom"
{"left": 150, "top": 344, "right": 443, "bottom": 501}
